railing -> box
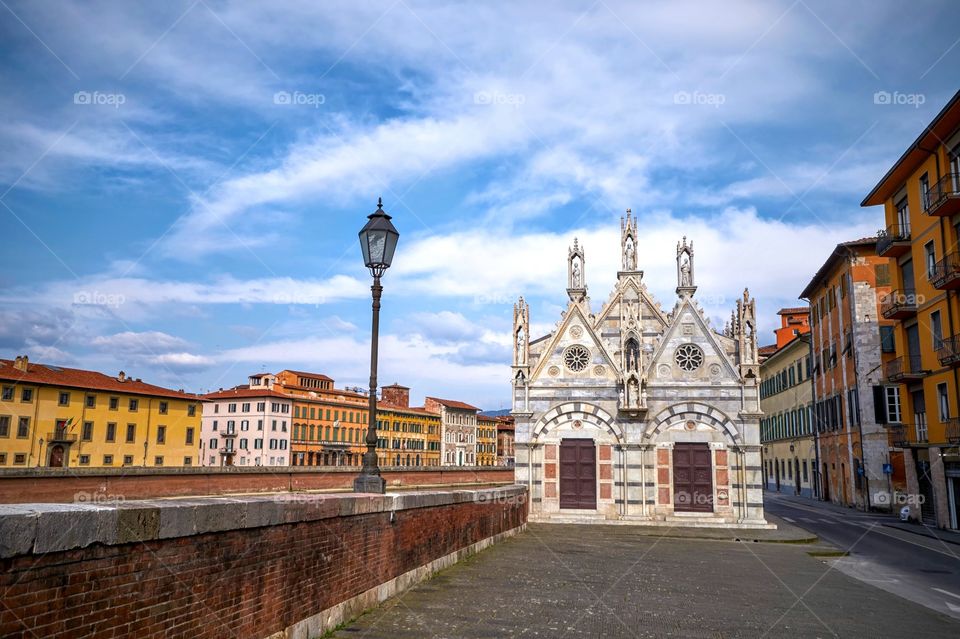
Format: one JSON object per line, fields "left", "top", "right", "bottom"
{"left": 925, "top": 172, "right": 960, "bottom": 216}
{"left": 876, "top": 223, "right": 911, "bottom": 255}
{"left": 887, "top": 424, "right": 909, "bottom": 447}
{"left": 885, "top": 354, "right": 925, "bottom": 381}
{"left": 930, "top": 252, "right": 960, "bottom": 289}
{"left": 46, "top": 430, "right": 78, "bottom": 443}
{"left": 946, "top": 418, "right": 960, "bottom": 444}
{"left": 880, "top": 289, "right": 919, "bottom": 318}
{"left": 937, "top": 335, "right": 960, "bottom": 366}
{"left": 221, "top": 428, "right": 237, "bottom": 438}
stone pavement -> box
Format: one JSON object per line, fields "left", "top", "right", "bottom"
{"left": 332, "top": 523, "right": 960, "bottom": 638}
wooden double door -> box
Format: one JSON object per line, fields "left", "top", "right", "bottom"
{"left": 559, "top": 438, "right": 596, "bottom": 509}
{"left": 673, "top": 443, "right": 713, "bottom": 512}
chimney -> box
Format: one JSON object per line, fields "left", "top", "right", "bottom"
{"left": 118, "top": 371, "right": 126, "bottom": 382}
{"left": 13, "top": 355, "right": 28, "bottom": 372}
{"left": 381, "top": 383, "right": 410, "bottom": 408}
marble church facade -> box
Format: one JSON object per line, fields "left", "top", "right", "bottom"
{"left": 512, "top": 213, "right": 769, "bottom": 527}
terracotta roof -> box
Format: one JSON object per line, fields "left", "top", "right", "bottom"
{"left": 426, "top": 397, "right": 481, "bottom": 411}
{"left": 777, "top": 307, "right": 809, "bottom": 315}
{"left": 382, "top": 383, "right": 409, "bottom": 389}
{"left": 201, "top": 387, "right": 293, "bottom": 401}
{"left": 799, "top": 238, "right": 878, "bottom": 300}
{"left": 278, "top": 369, "right": 333, "bottom": 381}
{"left": 380, "top": 405, "right": 440, "bottom": 418}
{"left": 758, "top": 344, "right": 779, "bottom": 356}
{"left": 0, "top": 358, "right": 199, "bottom": 401}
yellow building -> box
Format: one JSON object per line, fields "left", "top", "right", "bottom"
{"left": 476, "top": 415, "right": 498, "bottom": 467}
{"left": 378, "top": 384, "right": 441, "bottom": 467}
{"left": 861, "top": 89, "right": 960, "bottom": 529}
{"left": 0, "top": 356, "right": 201, "bottom": 468}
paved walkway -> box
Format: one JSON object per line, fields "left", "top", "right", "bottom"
{"left": 333, "top": 523, "right": 960, "bottom": 638}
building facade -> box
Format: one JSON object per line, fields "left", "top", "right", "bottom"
{"left": 426, "top": 397, "right": 479, "bottom": 466}
{"left": 800, "top": 238, "right": 896, "bottom": 511}
{"left": 862, "top": 89, "right": 960, "bottom": 528}
{"left": 496, "top": 415, "right": 516, "bottom": 467}
{"left": 0, "top": 356, "right": 201, "bottom": 468}
{"left": 200, "top": 385, "right": 292, "bottom": 466}
{"left": 759, "top": 328, "right": 816, "bottom": 498}
{"left": 378, "top": 385, "right": 442, "bottom": 467}
{"left": 512, "top": 213, "right": 767, "bottom": 526}
{"left": 476, "top": 415, "right": 498, "bottom": 466}
{"left": 774, "top": 307, "right": 811, "bottom": 348}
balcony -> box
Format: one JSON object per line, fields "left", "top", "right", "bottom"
{"left": 924, "top": 173, "right": 960, "bottom": 217}
{"left": 930, "top": 253, "right": 960, "bottom": 290}
{"left": 945, "top": 418, "right": 960, "bottom": 444}
{"left": 887, "top": 424, "right": 909, "bottom": 447}
{"left": 221, "top": 429, "right": 237, "bottom": 438}
{"left": 885, "top": 355, "right": 926, "bottom": 382}
{"left": 880, "top": 289, "right": 919, "bottom": 319}
{"left": 46, "top": 430, "right": 78, "bottom": 443}
{"left": 876, "top": 223, "right": 911, "bottom": 257}
{"left": 937, "top": 335, "right": 960, "bottom": 367}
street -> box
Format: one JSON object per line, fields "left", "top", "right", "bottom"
{"left": 764, "top": 491, "right": 960, "bottom": 620}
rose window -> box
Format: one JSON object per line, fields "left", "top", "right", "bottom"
{"left": 674, "top": 344, "right": 704, "bottom": 372}
{"left": 563, "top": 345, "right": 590, "bottom": 372}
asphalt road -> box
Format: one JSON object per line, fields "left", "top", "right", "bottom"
{"left": 764, "top": 491, "right": 960, "bottom": 620}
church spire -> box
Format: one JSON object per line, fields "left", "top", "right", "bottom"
{"left": 620, "top": 209, "right": 639, "bottom": 273}
{"left": 676, "top": 235, "right": 696, "bottom": 298}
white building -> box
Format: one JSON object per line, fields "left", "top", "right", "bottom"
{"left": 425, "top": 397, "right": 479, "bottom": 466}
{"left": 200, "top": 383, "right": 292, "bottom": 467}
{"left": 512, "top": 212, "right": 768, "bottom": 527}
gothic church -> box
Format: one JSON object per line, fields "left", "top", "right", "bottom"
{"left": 512, "top": 212, "right": 768, "bottom": 526}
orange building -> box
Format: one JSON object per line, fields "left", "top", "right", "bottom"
{"left": 861, "top": 89, "right": 960, "bottom": 528}
{"left": 774, "top": 307, "right": 811, "bottom": 348}
{"left": 800, "top": 238, "right": 896, "bottom": 510}
{"left": 495, "top": 415, "right": 515, "bottom": 467}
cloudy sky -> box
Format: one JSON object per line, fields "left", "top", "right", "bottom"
{"left": 0, "top": 1, "right": 957, "bottom": 408}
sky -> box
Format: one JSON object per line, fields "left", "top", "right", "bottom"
{"left": 0, "top": 0, "right": 958, "bottom": 410}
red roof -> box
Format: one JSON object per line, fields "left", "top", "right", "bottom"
{"left": 425, "top": 397, "right": 481, "bottom": 411}
{"left": 201, "top": 387, "right": 293, "bottom": 401}
{"left": 0, "top": 358, "right": 198, "bottom": 401}
{"left": 758, "top": 344, "right": 779, "bottom": 356}
{"left": 278, "top": 369, "right": 334, "bottom": 381}
{"left": 777, "top": 307, "right": 808, "bottom": 315}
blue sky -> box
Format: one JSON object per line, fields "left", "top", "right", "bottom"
{"left": 0, "top": 0, "right": 958, "bottom": 409}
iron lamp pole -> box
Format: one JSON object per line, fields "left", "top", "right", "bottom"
{"left": 354, "top": 198, "right": 399, "bottom": 493}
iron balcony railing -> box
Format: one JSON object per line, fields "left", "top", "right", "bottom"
{"left": 885, "top": 354, "right": 925, "bottom": 381}
{"left": 46, "top": 430, "right": 78, "bottom": 443}
{"left": 925, "top": 172, "right": 960, "bottom": 216}
{"left": 876, "top": 223, "right": 911, "bottom": 255}
{"left": 880, "top": 288, "right": 919, "bottom": 318}
{"left": 930, "top": 252, "right": 960, "bottom": 289}
{"left": 937, "top": 335, "right": 960, "bottom": 367}
{"left": 946, "top": 418, "right": 960, "bottom": 444}
{"left": 887, "top": 424, "right": 909, "bottom": 447}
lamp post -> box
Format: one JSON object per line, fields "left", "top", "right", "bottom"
{"left": 354, "top": 197, "right": 399, "bottom": 493}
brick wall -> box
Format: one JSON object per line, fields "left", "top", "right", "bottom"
{"left": 0, "top": 466, "right": 514, "bottom": 504}
{"left": 0, "top": 486, "right": 527, "bottom": 638}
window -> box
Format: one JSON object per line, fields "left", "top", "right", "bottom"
{"left": 156, "top": 425, "right": 166, "bottom": 444}
{"left": 187, "top": 404, "right": 196, "bottom": 417}
{"left": 254, "top": 438, "right": 263, "bottom": 449}
{"left": 183, "top": 457, "right": 192, "bottom": 466}
{"left": 159, "top": 401, "right": 168, "bottom": 414}
{"left": 896, "top": 197, "right": 910, "bottom": 234}
{"left": 257, "top": 419, "right": 263, "bottom": 431}
{"left": 106, "top": 422, "right": 116, "bottom": 442}
{"left": 82, "top": 421, "right": 93, "bottom": 441}
{"left": 85, "top": 394, "right": 96, "bottom": 408}
{"left": 154, "top": 456, "right": 164, "bottom": 466}
{"left": 880, "top": 326, "right": 895, "bottom": 353}
{"left": 123, "top": 455, "right": 133, "bottom": 465}
{"left": 938, "top": 383, "right": 950, "bottom": 422}
{"left": 241, "top": 419, "right": 250, "bottom": 431}
{"left": 925, "top": 241, "right": 937, "bottom": 279}
{"left": 214, "top": 404, "right": 219, "bottom": 413}
{"left": 240, "top": 438, "right": 248, "bottom": 450}
{"left": 186, "top": 427, "right": 195, "bottom": 445}
{"left": 125, "top": 423, "right": 136, "bottom": 443}
{"left": 875, "top": 263, "right": 890, "bottom": 287}
{"left": 242, "top": 403, "right": 250, "bottom": 412}
{"left": 257, "top": 402, "right": 265, "bottom": 411}
{"left": 228, "top": 403, "right": 237, "bottom": 413}
{"left": 885, "top": 387, "right": 902, "bottom": 423}
{"left": 920, "top": 173, "right": 930, "bottom": 211}
{"left": 21, "top": 388, "right": 33, "bottom": 402}
{"left": 79, "top": 454, "right": 90, "bottom": 465}
{"left": 129, "top": 398, "right": 138, "bottom": 411}
{"left": 17, "top": 417, "right": 29, "bottom": 438}
{"left": 0, "top": 416, "right": 8, "bottom": 437}
{"left": 209, "top": 438, "right": 218, "bottom": 449}
{"left": 109, "top": 396, "right": 119, "bottom": 410}
{"left": 1, "top": 385, "right": 12, "bottom": 401}
{"left": 103, "top": 455, "right": 113, "bottom": 465}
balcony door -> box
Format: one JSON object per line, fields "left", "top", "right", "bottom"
{"left": 901, "top": 259, "right": 915, "bottom": 290}
{"left": 913, "top": 389, "right": 927, "bottom": 443}
{"left": 906, "top": 324, "right": 922, "bottom": 373}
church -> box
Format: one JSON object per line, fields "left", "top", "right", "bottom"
{"left": 512, "top": 212, "right": 769, "bottom": 527}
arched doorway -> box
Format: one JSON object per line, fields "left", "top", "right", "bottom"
{"left": 49, "top": 445, "right": 65, "bottom": 468}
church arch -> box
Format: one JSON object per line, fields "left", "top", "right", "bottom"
{"left": 532, "top": 402, "right": 623, "bottom": 443}
{"left": 645, "top": 403, "right": 742, "bottom": 446}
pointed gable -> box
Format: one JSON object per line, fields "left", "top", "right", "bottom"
{"left": 530, "top": 304, "right": 620, "bottom": 383}
{"left": 647, "top": 298, "right": 740, "bottom": 384}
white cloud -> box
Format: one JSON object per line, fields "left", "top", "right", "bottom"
{"left": 92, "top": 330, "right": 189, "bottom": 353}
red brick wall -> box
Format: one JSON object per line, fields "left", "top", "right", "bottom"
{"left": 0, "top": 493, "right": 526, "bottom": 638}
{"left": 0, "top": 467, "right": 514, "bottom": 504}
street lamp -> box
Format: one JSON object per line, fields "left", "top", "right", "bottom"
{"left": 354, "top": 197, "right": 399, "bottom": 493}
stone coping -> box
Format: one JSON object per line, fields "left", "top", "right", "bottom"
{"left": 0, "top": 485, "right": 527, "bottom": 560}
{"left": 0, "top": 465, "right": 512, "bottom": 478}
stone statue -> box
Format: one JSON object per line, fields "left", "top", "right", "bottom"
{"left": 572, "top": 261, "right": 582, "bottom": 288}
{"left": 624, "top": 238, "right": 636, "bottom": 271}
{"left": 641, "top": 387, "right": 647, "bottom": 406}
{"left": 680, "top": 256, "right": 691, "bottom": 287}
{"left": 619, "top": 388, "right": 625, "bottom": 405}
{"left": 516, "top": 328, "right": 525, "bottom": 364}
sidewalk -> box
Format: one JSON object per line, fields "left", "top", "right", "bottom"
{"left": 883, "top": 520, "right": 960, "bottom": 546}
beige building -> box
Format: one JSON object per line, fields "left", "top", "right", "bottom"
{"left": 759, "top": 333, "right": 816, "bottom": 499}
{"left": 425, "top": 397, "right": 479, "bottom": 466}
